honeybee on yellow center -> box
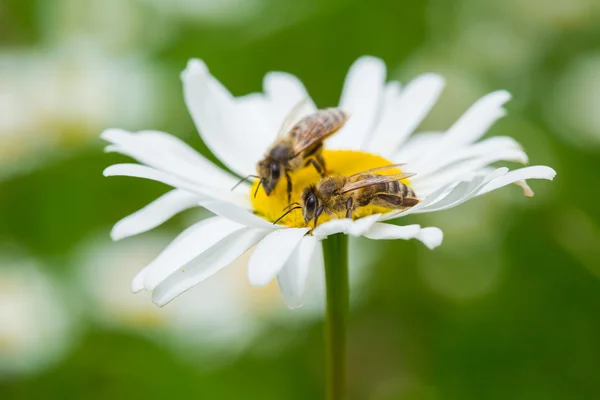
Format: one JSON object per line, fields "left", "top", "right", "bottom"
{"left": 249, "top": 101, "right": 349, "bottom": 201}
{"left": 274, "top": 164, "right": 420, "bottom": 227}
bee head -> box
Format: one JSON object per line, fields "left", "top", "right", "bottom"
{"left": 257, "top": 158, "right": 281, "bottom": 196}
{"left": 301, "top": 185, "right": 319, "bottom": 223}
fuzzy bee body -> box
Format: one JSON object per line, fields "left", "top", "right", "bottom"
{"left": 296, "top": 167, "right": 419, "bottom": 227}
{"left": 257, "top": 107, "right": 349, "bottom": 199}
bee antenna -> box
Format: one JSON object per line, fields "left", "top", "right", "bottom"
{"left": 272, "top": 206, "right": 302, "bottom": 225}
{"left": 282, "top": 202, "right": 300, "bottom": 211}
{"left": 231, "top": 175, "right": 260, "bottom": 191}
{"left": 253, "top": 179, "right": 263, "bottom": 198}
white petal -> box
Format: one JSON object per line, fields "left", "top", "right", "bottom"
{"left": 445, "top": 90, "right": 511, "bottom": 144}
{"left": 364, "top": 223, "right": 444, "bottom": 249}
{"left": 200, "top": 200, "right": 279, "bottom": 230}
{"left": 247, "top": 227, "right": 310, "bottom": 286}
{"left": 235, "top": 92, "right": 275, "bottom": 133}
{"left": 103, "top": 163, "right": 250, "bottom": 207}
{"left": 263, "top": 71, "right": 317, "bottom": 131}
{"left": 131, "top": 267, "right": 147, "bottom": 293}
{"left": 379, "top": 168, "right": 508, "bottom": 221}
{"left": 415, "top": 168, "right": 508, "bottom": 213}
{"left": 394, "top": 131, "right": 444, "bottom": 165}
{"left": 368, "top": 74, "right": 445, "bottom": 156}
{"left": 411, "top": 146, "right": 527, "bottom": 195}
{"left": 328, "top": 56, "right": 386, "bottom": 149}
{"left": 277, "top": 236, "right": 320, "bottom": 309}
{"left": 104, "top": 163, "right": 204, "bottom": 194}
{"left": 102, "top": 129, "right": 241, "bottom": 189}
{"left": 416, "top": 227, "right": 444, "bottom": 249}
{"left": 411, "top": 135, "right": 527, "bottom": 177}
{"left": 181, "top": 59, "right": 264, "bottom": 176}
{"left": 363, "top": 81, "right": 401, "bottom": 152}
{"left": 419, "top": 90, "right": 511, "bottom": 164}
{"left": 111, "top": 189, "right": 201, "bottom": 241}
{"left": 477, "top": 166, "right": 556, "bottom": 196}
{"left": 143, "top": 217, "right": 244, "bottom": 290}
{"left": 312, "top": 219, "right": 353, "bottom": 238}
{"left": 312, "top": 214, "right": 381, "bottom": 238}
{"left": 379, "top": 179, "right": 460, "bottom": 221}
{"left": 152, "top": 227, "right": 268, "bottom": 307}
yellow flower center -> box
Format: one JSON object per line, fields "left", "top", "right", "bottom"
{"left": 251, "top": 150, "right": 409, "bottom": 227}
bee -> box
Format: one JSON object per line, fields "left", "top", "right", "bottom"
{"left": 273, "top": 165, "right": 419, "bottom": 227}
{"left": 233, "top": 101, "right": 349, "bottom": 201}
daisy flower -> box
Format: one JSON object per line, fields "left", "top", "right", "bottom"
{"left": 0, "top": 257, "right": 75, "bottom": 377}
{"left": 102, "top": 56, "right": 555, "bottom": 309}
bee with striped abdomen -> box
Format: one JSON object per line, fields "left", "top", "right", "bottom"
{"left": 233, "top": 101, "right": 349, "bottom": 201}
{"left": 274, "top": 165, "right": 419, "bottom": 227}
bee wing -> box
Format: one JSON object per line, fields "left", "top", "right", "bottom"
{"left": 291, "top": 109, "right": 349, "bottom": 157}
{"left": 277, "top": 98, "right": 314, "bottom": 138}
{"left": 339, "top": 172, "right": 416, "bottom": 194}
{"left": 347, "top": 163, "right": 406, "bottom": 178}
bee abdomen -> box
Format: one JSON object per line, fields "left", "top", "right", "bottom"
{"left": 381, "top": 181, "right": 418, "bottom": 205}
{"left": 385, "top": 181, "right": 416, "bottom": 197}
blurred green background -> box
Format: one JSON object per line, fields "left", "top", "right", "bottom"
{"left": 1, "top": 0, "right": 600, "bottom": 399}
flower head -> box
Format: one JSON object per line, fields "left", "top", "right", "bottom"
{"left": 103, "top": 56, "right": 555, "bottom": 308}
{"left": 0, "top": 258, "right": 75, "bottom": 377}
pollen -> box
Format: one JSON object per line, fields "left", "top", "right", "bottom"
{"left": 251, "top": 150, "right": 408, "bottom": 228}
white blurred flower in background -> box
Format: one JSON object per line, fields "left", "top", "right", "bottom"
{"left": 74, "top": 233, "right": 256, "bottom": 358}
{"left": 545, "top": 53, "right": 600, "bottom": 151}
{"left": 0, "top": 257, "right": 76, "bottom": 378}
{"left": 501, "top": 0, "right": 600, "bottom": 29}
{"left": 74, "top": 231, "right": 372, "bottom": 365}
{"left": 416, "top": 195, "right": 509, "bottom": 301}
{"left": 140, "top": 0, "right": 263, "bottom": 25}
{"left": 0, "top": 0, "right": 165, "bottom": 180}
{"left": 40, "top": 0, "right": 159, "bottom": 54}
{"left": 0, "top": 43, "right": 162, "bottom": 180}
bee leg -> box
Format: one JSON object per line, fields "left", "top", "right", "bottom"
{"left": 285, "top": 172, "right": 293, "bottom": 203}
{"left": 316, "top": 155, "right": 327, "bottom": 177}
{"left": 314, "top": 205, "right": 324, "bottom": 228}
{"left": 306, "top": 159, "right": 325, "bottom": 177}
{"left": 345, "top": 198, "right": 353, "bottom": 219}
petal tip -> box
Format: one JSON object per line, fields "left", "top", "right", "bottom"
{"left": 181, "top": 58, "right": 208, "bottom": 80}
{"left": 102, "top": 164, "right": 126, "bottom": 177}
{"left": 349, "top": 55, "right": 386, "bottom": 76}
{"left": 143, "top": 275, "right": 159, "bottom": 292}
{"left": 248, "top": 275, "right": 270, "bottom": 287}
{"left": 355, "top": 54, "right": 385, "bottom": 65}
{"left": 286, "top": 301, "right": 304, "bottom": 310}
{"left": 151, "top": 297, "right": 168, "bottom": 308}
{"left": 131, "top": 281, "right": 144, "bottom": 293}
{"left": 414, "top": 72, "right": 446, "bottom": 88}
{"left": 103, "top": 145, "right": 118, "bottom": 154}
{"left": 110, "top": 226, "right": 125, "bottom": 241}
{"left": 419, "top": 227, "right": 443, "bottom": 249}
{"left": 490, "top": 89, "right": 512, "bottom": 104}
{"left": 131, "top": 268, "right": 147, "bottom": 293}
{"left": 100, "top": 128, "right": 127, "bottom": 142}
{"left": 247, "top": 262, "right": 273, "bottom": 287}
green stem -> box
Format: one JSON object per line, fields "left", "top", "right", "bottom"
{"left": 322, "top": 233, "right": 349, "bottom": 400}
